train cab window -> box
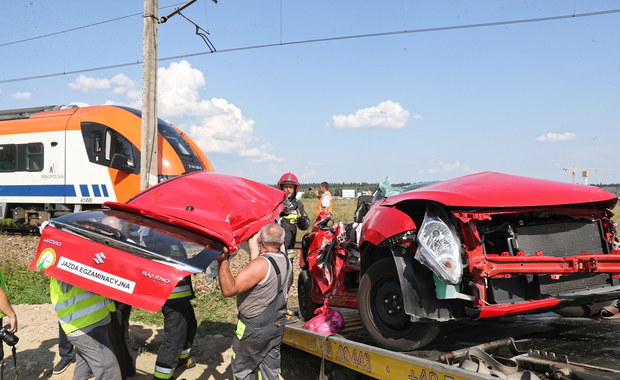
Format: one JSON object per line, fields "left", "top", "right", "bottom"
{"left": 105, "top": 129, "right": 136, "bottom": 168}
{"left": 81, "top": 122, "right": 140, "bottom": 174}
{"left": 0, "top": 144, "right": 17, "bottom": 171}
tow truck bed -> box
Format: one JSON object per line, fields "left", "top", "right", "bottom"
{"left": 283, "top": 308, "right": 620, "bottom": 379}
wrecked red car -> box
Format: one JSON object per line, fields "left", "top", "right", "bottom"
{"left": 29, "top": 172, "right": 285, "bottom": 311}
{"left": 299, "top": 172, "right": 620, "bottom": 351}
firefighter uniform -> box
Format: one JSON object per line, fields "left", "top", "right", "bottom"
{"left": 277, "top": 173, "right": 309, "bottom": 260}
{"left": 153, "top": 275, "right": 197, "bottom": 380}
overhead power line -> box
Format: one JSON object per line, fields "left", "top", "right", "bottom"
{"left": 1, "top": 8, "right": 619, "bottom": 84}
{"left": 0, "top": 2, "right": 186, "bottom": 48}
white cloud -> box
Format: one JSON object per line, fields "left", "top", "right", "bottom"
{"left": 330, "top": 100, "right": 415, "bottom": 129}
{"left": 157, "top": 60, "right": 282, "bottom": 162}
{"left": 68, "top": 73, "right": 138, "bottom": 100}
{"left": 536, "top": 132, "right": 576, "bottom": 142}
{"left": 69, "top": 74, "right": 111, "bottom": 92}
{"left": 11, "top": 91, "right": 32, "bottom": 100}
{"left": 64, "top": 60, "right": 281, "bottom": 163}
{"left": 419, "top": 160, "right": 471, "bottom": 175}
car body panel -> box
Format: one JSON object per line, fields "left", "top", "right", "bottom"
{"left": 381, "top": 171, "right": 617, "bottom": 208}
{"left": 30, "top": 225, "right": 192, "bottom": 311}
{"left": 359, "top": 204, "right": 416, "bottom": 247}
{"left": 30, "top": 171, "right": 286, "bottom": 311}
{"left": 104, "top": 171, "right": 286, "bottom": 251}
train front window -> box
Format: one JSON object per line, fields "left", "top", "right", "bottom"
{"left": 105, "top": 129, "right": 136, "bottom": 168}
{"left": 158, "top": 120, "right": 193, "bottom": 157}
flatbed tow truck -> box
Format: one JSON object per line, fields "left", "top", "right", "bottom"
{"left": 283, "top": 308, "right": 620, "bottom": 379}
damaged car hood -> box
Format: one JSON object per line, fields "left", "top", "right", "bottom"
{"left": 104, "top": 171, "right": 286, "bottom": 251}
{"left": 381, "top": 172, "right": 617, "bottom": 209}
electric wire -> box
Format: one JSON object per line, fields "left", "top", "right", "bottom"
{"left": 1, "top": 8, "right": 619, "bottom": 84}
{"left": 0, "top": 2, "right": 186, "bottom": 48}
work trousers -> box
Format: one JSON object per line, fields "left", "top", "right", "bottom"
{"left": 153, "top": 299, "right": 197, "bottom": 379}
{"left": 231, "top": 295, "right": 287, "bottom": 380}
{"left": 67, "top": 324, "right": 121, "bottom": 380}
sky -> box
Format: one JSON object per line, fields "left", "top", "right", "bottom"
{"left": 1, "top": 1, "right": 619, "bottom": 185}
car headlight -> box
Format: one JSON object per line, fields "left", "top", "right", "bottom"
{"left": 414, "top": 204, "right": 463, "bottom": 285}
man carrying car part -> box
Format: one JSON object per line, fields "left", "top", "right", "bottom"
{"left": 50, "top": 278, "right": 121, "bottom": 380}
{"left": 216, "top": 223, "right": 293, "bottom": 380}
{"left": 277, "top": 172, "right": 310, "bottom": 261}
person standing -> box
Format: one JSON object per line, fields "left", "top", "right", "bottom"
{"left": 216, "top": 223, "right": 293, "bottom": 380}
{"left": 150, "top": 237, "right": 197, "bottom": 380}
{"left": 311, "top": 182, "right": 333, "bottom": 218}
{"left": 50, "top": 279, "right": 121, "bottom": 380}
{"left": 0, "top": 268, "right": 18, "bottom": 362}
{"left": 277, "top": 173, "right": 310, "bottom": 261}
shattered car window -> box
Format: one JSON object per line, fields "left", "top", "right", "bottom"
{"left": 49, "top": 210, "right": 224, "bottom": 273}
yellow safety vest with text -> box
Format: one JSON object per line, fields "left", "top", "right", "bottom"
{"left": 50, "top": 279, "right": 114, "bottom": 334}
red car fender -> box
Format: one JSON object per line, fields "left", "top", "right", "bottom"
{"left": 30, "top": 226, "right": 190, "bottom": 312}
{"left": 360, "top": 203, "right": 417, "bottom": 247}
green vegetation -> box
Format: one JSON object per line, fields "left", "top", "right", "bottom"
{"left": 3, "top": 262, "right": 49, "bottom": 304}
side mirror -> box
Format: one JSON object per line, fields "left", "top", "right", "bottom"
{"left": 110, "top": 153, "right": 135, "bottom": 173}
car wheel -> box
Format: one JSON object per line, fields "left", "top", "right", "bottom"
{"left": 358, "top": 258, "right": 439, "bottom": 351}
{"left": 298, "top": 269, "right": 321, "bottom": 321}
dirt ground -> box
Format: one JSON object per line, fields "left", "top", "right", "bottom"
{"left": 1, "top": 235, "right": 322, "bottom": 380}
{"left": 3, "top": 304, "right": 320, "bottom": 380}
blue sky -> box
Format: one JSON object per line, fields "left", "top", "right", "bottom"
{"left": 2, "top": 1, "right": 619, "bottom": 185}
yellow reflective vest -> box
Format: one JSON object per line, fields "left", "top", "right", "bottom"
{"left": 50, "top": 279, "right": 115, "bottom": 334}
{"left": 0, "top": 270, "right": 7, "bottom": 318}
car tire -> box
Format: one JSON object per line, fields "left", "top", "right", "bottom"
{"left": 358, "top": 258, "right": 440, "bottom": 351}
{"left": 298, "top": 269, "right": 321, "bottom": 321}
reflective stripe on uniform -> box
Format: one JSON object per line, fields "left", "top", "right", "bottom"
{"left": 57, "top": 299, "right": 111, "bottom": 324}
{"left": 50, "top": 279, "right": 112, "bottom": 334}
{"left": 168, "top": 284, "right": 193, "bottom": 299}
{"left": 179, "top": 348, "right": 191, "bottom": 360}
{"left": 235, "top": 318, "right": 246, "bottom": 340}
{"left": 154, "top": 364, "right": 174, "bottom": 379}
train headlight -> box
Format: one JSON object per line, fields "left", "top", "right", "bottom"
{"left": 414, "top": 204, "right": 463, "bottom": 285}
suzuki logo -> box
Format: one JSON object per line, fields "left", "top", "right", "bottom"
{"left": 93, "top": 252, "right": 106, "bottom": 265}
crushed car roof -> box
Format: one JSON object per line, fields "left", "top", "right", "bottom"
{"left": 382, "top": 172, "right": 618, "bottom": 208}
{"left": 104, "top": 171, "right": 286, "bottom": 250}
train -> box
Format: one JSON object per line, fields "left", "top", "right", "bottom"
{"left": 0, "top": 104, "right": 214, "bottom": 225}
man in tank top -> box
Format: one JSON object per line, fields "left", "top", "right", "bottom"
{"left": 216, "top": 223, "right": 293, "bottom": 380}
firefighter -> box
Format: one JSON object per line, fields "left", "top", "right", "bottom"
{"left": 277, "top": 173, "right": 310, "bottom": 261}
{"left": 148, "top": 235, "right": 198, "bottom": 380}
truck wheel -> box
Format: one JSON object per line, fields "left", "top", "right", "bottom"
{"left": 298, "top": 269, "right": 321, "bottom": 321}
{"left": 358, "top": 258, "right": 439, "bottom": 351}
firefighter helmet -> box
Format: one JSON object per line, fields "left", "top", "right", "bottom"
{"left": 278, "top": 172, "right": 300, "bottom": 192}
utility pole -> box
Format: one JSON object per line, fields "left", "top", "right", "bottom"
{"left": 141, "top": 0, "right": 159, "bottom": 190}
